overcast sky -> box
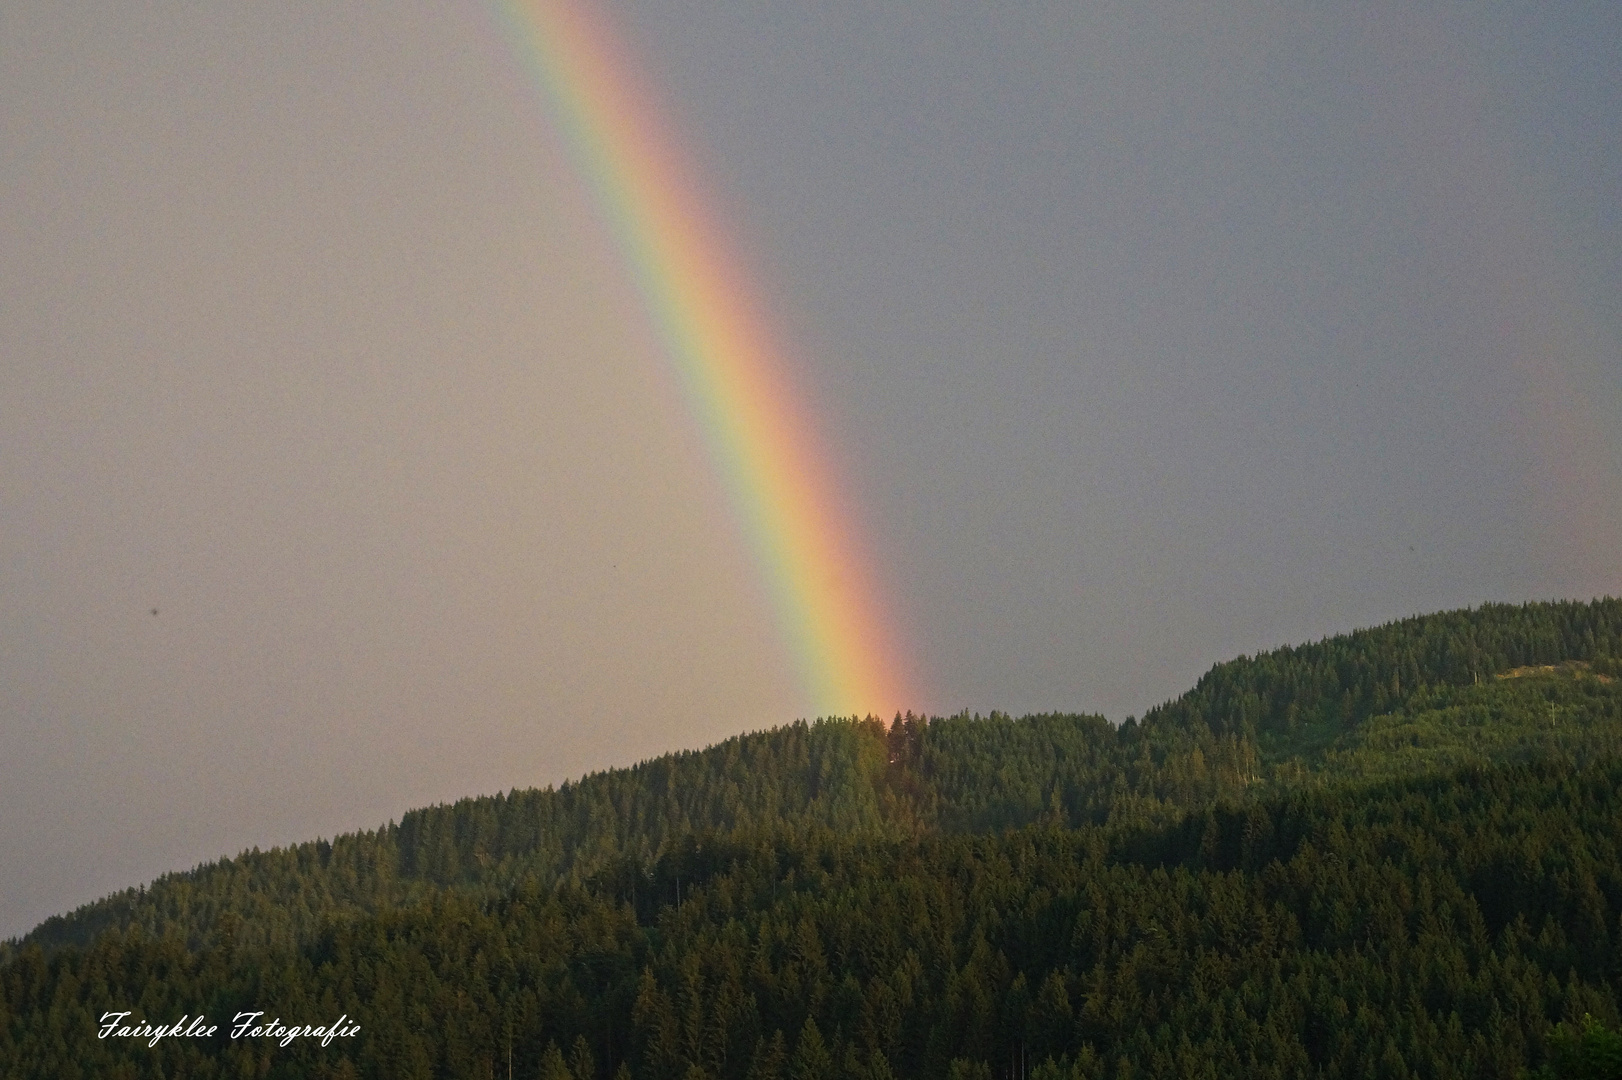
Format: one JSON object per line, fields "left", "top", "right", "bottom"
{"left": 2, "top": 0, "right": 1618, "bottom": 938}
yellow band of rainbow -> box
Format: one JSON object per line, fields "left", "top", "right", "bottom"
{"left": 498, "top": 0, "right": 916, "bottom": 717}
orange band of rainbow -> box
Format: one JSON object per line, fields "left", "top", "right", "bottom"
{"left": 498, "top": 0, "right": 915, "bottom": 717}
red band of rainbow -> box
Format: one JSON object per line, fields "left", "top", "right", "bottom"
{"left": 498, "top": 0, "right": 916, "bottom": 718}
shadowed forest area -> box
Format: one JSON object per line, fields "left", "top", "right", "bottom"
{"left": 5, "top": 599, "right": 1622, "bottom": 1078}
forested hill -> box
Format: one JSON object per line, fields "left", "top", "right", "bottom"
{"left": 15, "top": 599, "right": 1622, "bottom": 960}
{"left": 1139, "top": 597, "right": 1622, "bottom": 744}
{"left": 5, "top": 598, "right": 1622, "bottom": 1078}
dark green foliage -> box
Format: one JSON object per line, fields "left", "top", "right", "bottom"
{"left": 1533, "top": 1016, "right": 1622, "bottom": 1079}
{"left": 1146, "top": 597, "right": 1622, "bottom": 744}
{"left": 3, "top": 598, "right": 1621, "bottom": 1077}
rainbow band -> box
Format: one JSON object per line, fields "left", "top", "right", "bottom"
{"left": 498, "top": 0, "right": 913, "bottom": 717}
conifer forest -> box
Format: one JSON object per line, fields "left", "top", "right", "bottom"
{"left": 6, "top": 599, "right": 1622, "bottom": 1079}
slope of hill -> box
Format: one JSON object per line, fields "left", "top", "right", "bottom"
{"left": 3, "top": 598, "right": 1621, "bottom": 1078}
{"left": 20, "top": 599, "right": 1620, "bottom": 957}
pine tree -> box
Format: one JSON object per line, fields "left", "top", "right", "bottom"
{"left": 790, "top": 1018, "right": 832, "bottom": 1080}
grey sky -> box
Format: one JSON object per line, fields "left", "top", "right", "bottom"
{"left": 2, "top": 1, "right": 1618, "bottom": 938}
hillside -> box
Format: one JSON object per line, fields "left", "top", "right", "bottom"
{"left": 3, "top": 598, "right": 1622, "bottom": 1078}
{"left": 19, "top": 599, "right": 1621, "bottom": 957}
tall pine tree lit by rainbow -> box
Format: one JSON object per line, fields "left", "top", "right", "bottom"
{"left": 497, "top": 0, "right": 917, "bottom": 718}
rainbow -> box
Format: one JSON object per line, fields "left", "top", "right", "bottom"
{"left": 495, "top": 0, "right": 916, "bottom": 718}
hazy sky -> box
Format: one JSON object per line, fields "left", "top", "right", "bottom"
{"left": 2, "top": 1, "right": 1618, "bottom": 938}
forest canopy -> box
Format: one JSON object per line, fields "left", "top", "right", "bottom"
{"left": 4, "top": 598, "right": 1622, "bottom": 1079}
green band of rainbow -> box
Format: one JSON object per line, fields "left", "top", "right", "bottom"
{"left": 497, "top": 0, "right": 915, "bottom": 717}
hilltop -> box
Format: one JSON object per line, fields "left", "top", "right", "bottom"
{"left": 3, "top": 598, "right": 1621, "bottom": 1078}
